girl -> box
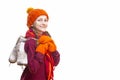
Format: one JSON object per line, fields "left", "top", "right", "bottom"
{"left": 20, "top": 7, "right": 60, "bottom": 80}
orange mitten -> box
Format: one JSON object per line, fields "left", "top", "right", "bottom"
{"left": 36, "top": 35, "right": 56, "bottom": 54}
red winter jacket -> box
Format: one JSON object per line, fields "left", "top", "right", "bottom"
{"left": 20, "top": 29, "right": 60, "bottom": 80}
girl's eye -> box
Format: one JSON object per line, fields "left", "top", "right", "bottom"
{"left": 44, "top": 19, "right": 48, "bottom": 22}
{"left": 37, "top": 18, "right": 48, "bottom": 22}
{"left": 37, "top": 19, "right": 42, "bottom": 21}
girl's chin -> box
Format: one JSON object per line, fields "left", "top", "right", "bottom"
{"left": 39, "top": 28, "right": 46, "bottom": 32}
{"left": 38, "top": 29, "right": 46, "bottom": 32}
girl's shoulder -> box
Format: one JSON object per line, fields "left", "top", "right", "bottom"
{"left": 25, "top": 29, "right": 36, "bottom": 38}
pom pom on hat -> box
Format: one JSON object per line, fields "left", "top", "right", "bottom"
{"left": 26, "top": 7, "right": 49, "bottom": 28}
{"left": 26, "top": 7, "right": 34, "bottom": 14}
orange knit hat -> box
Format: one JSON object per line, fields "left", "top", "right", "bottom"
{"left": 26, "top": 7, "right": 49, "bottom": 28}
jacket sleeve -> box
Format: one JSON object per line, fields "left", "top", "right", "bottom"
{"left": 24, "top": 39, "right": 41, "bottom": 73}
{"left": 51, "top": 50, "right": 60, "bottom": 66}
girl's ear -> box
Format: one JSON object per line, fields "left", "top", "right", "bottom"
{"left": 31, "top": 25, "right": 33, "bottom": 27}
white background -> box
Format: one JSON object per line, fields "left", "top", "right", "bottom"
{"left": 0, "top": 0, "right": 120, "bottom": 80}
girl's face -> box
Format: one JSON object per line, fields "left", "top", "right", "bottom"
{"left": 33, "top": 15, "right": 48, "bottom": 32}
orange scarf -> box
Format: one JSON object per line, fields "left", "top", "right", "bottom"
{"left": 36, "top": 35, "right": 56, "bottom": 80}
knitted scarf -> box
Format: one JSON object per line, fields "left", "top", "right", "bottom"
{"left": 25, "top": 29, "right": 56, "bottom": 80}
